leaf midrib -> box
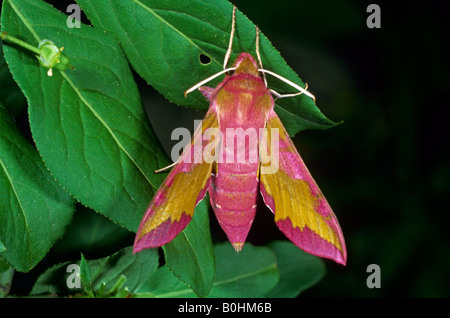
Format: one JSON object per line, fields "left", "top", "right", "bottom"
{"left": 0, "top": 156, "right": 32, "bottom": 263}
{"left": 166, "top": 229, "right": 210, "bottom": 297}
{"left": 7, "top": 0, "right": 41, "bottom": 42}
{"left": 7, "top": 0, "right": 158, "bottom": 191}
{"left": 132, "top": 1, "right": 334, "bottom": 133}
{"left": 61, "top": 72, "right": 157, "bottom": 190}
{"left": 133, "top": 0, "right": 223, "bottom": 68}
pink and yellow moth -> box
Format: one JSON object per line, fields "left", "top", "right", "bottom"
{"left": 134, "top": 7, "right": 347, "bottom": 265}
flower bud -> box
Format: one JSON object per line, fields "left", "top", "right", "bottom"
{"left": 36, "top": 39, "right": 72, "bottom": 76}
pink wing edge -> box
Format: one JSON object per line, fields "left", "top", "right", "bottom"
{"left": 260, "top": 110, "right": 347, "bottom": 265}
{"left": 133, "top": 177, "right": 210, "bottom": 254}
{"left": 133, "top": 104, "right": 217, "bottom": 254}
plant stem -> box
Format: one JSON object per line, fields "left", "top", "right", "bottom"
{"left": 1, "top": 31, "right": 41, "bottom": 55}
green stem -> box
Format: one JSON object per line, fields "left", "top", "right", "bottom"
{"left": 1, "top": 31, "right": 41, "bottom": 55}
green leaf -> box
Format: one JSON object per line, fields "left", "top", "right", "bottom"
{"left": 79, "top": 253, "right": 93, "bottom": 296}
{"left": 86, "top": 246, "right": 159, "bottom": 294}
{"left": 29, "top": 260, "right": 73, "bottom": 296}
{"left": 0, "top": 259, "right": 10, "bottom": 273}
{"left": 0, "top": 105, "right": 74, "bottom": 272}
{"left": 208, "top": 243, "right": 279, "bottom": 297}
{"left": 0, "top": 240, "right": 5, "bottom": 253}
{"left": 130, "top": 292, "right": 157, "bottom": 298}
{"left": 52, "top": 205, "right": 132, "bottom": 255}
{"left": 76, "top": 0, "right": 338, "bottom": 136}
{"left": 1, "top": 0, "right": 169, "bottom": 232}
{"left": 0, "top": 266, "right": 14, "bottom": 298}
{"left": 138, "top": 243, "right": 279, "bottom": 298}
{"left": 163, "top": 198, "right": 215, "bottom": 297}
{"left": 0, "top": 41, "right": 26, "bottom": 116}
{"left": 267, "top": 241, "right": 326, "bottom": 298}
{"left": 31, "top": 246, "right": 159, "bottom": 297}
{"left": 137, "top": 265, "right": 197, "bottom": 298}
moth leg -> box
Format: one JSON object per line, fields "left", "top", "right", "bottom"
{"left": 185, "top": 7, "right": 239, "bottom": 96}
{"left": 255, "top": 26, "right": 268, "bottom": 87}
{"left": 223, "top": 6, "right": 236, "bottom": 70}
{"left": 258, "top": 68, "right": 316, "bottom": 102}
{"left": 154, "top": 161, "right": 178, "bottom": 173}
{"left": 270, "top": 83, "right": 309, "bottom": 99}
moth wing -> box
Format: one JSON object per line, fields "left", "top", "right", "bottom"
{"left": 133, "top": 107, "right": 219, "bottom": 253}
{"left": 259, "top": 110, "right": 347, "bottom": 265}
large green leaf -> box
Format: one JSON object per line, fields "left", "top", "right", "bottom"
{"left": 79, "top": 253, "right": 93, "bottom": 295}
{"left": 81, "top": 247, "right": 159, "bottom": 294}
{"left": 162, "top": 198, "right": 215, "bottom": 297}
{"left": 0, "top": 105, "right": 74, "bottom": 272}
{"left": 29, "top": 260, "right": 72, "bottom": 296}
{"left": 1, "top": 0, "right": 168, "bottom": 231}
{"left": 136, "top": 265, "right": 197, "bottom": 298}
{"left": 208, "top": 243, "right": 278, "bottom": 297}
{"left": 138, "top": 243, "right": 279, "bottom": 297}
{"left": 0, "top": 41, "right": 26, "bottom": 116}
{"left": 76, "top": 0, "right": 337, "bottom": 136}
{"left": 30, "top": 246, "right": 159, "bottom": 296}
{"left": 267, "top": 241, "right": 326, "bottom": 297}
{"left": 0, "top": 266, "right": 14, "bottom": 298}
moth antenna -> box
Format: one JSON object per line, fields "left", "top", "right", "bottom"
{"left": 185, "top": 67, "right": 236, "bottom": 96}
{"left": 258, "top": 69, "right": 316, "bottom": 102}
{"left": 186, "top": 6, "right": 238, "bottom": 97}
{"left": 223, "top": 6, "right": 236, "bottom": 70}
{"left": 255, "top": 26, "right": 268, "bottom": 87}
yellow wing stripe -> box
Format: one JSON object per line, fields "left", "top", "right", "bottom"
{"left": 260, "top": 169, "right": 342, "bottom": 251}
{"left": 260, "top": 115, "right": 344, "bottom": 252}
{"left": 139, "top": 163, "right": 212, "bottom": 237}
{"left": 138, "top": 110, "right": 218, "bottom": 238}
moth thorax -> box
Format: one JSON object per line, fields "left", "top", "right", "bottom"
{"left": 234, "top": 57, "right": 259, "bottom": 76}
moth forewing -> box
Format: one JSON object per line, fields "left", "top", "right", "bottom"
{"left": 259, "top": 127, "right": 280, "bottom": 175}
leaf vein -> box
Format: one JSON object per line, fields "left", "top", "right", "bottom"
{"left": 0, "top": 156, "right": 32, "bottom": 263}
{"left": 60, "top": 71, "right": 157, "bottom": 191}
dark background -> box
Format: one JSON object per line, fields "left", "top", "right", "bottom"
{"left": 3, "top": 0, "right": 449, "bottom": 297}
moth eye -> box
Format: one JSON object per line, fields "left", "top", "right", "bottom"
{"left": 199, "top": 53, "right": 211, "bottom": 65}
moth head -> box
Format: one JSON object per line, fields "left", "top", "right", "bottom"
{"left": 234, "top": 53, "right": 259, "bottom": 76}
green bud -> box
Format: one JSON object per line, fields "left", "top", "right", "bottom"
{"left": 36, "top": 39, "right": 72, "bottom": 76}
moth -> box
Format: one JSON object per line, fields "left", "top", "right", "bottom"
{"left": 134, "top": 7, "right": 346, "bottom": 265}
